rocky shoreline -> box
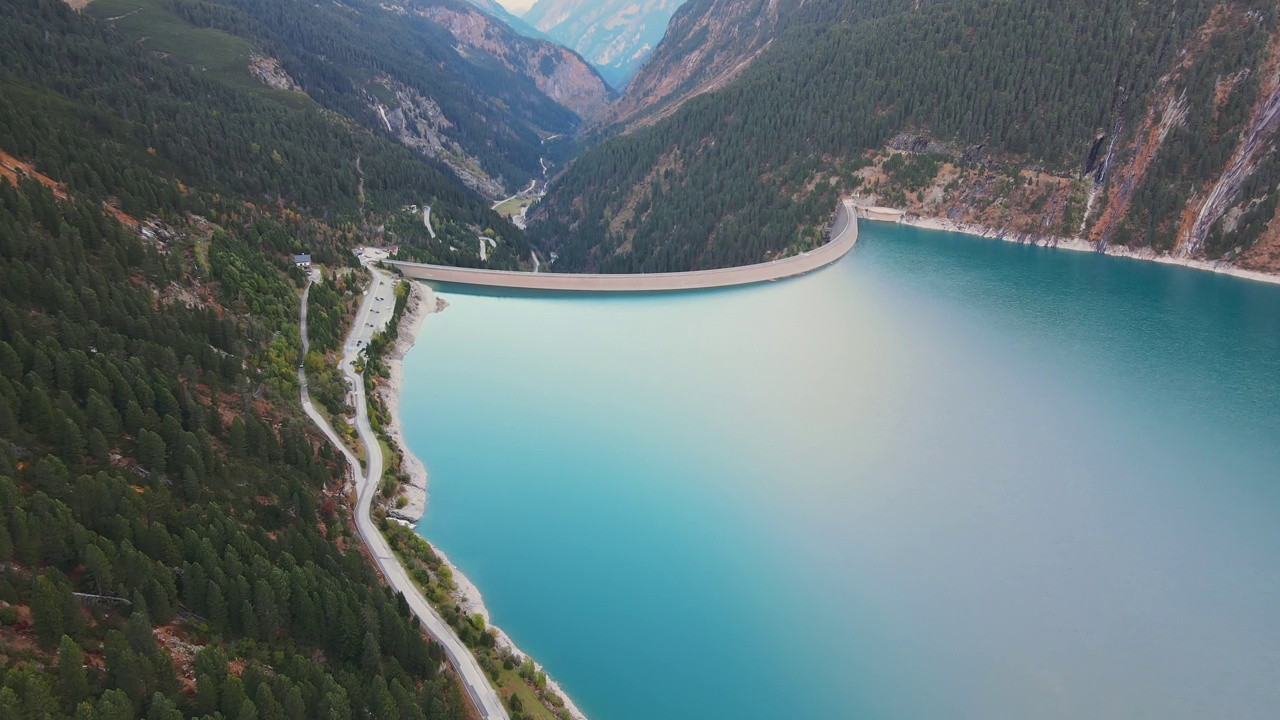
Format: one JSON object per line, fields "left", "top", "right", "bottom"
{"left": 889, "top": 213, "right": 1280, "bottom": 287}
{"left": 380, "top": 280, "right": 436, "bottom": 522}
{"left": 377, "top": 278, "right": 590, "bottom": 720}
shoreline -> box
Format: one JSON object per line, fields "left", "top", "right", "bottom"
{"left": 376, "top": 207, "right": 1276, "bottom": 720}
{"left": 890, "top": 212, "right": 1280, "bottom": 287}
{"left": 381, "top": 280, "right": 435, "bottom": 522}
{"left": 378, "top": 280, "right": 591, "bottom": 720}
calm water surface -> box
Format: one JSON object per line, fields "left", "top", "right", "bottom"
{"left": 404, "top": 223, "right": 1280, "bottom": 719}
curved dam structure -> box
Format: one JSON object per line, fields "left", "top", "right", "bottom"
{"left": 384, "top": 199, "right": 859, "bottom": 292}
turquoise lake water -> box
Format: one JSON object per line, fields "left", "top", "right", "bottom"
{"left": 404, "top": 222, "right": 1280, "bottom": 719}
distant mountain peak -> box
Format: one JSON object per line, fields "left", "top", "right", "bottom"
{"left": 459, "top": 0, "right": 552, "bottom": 41}
{"left": 521, "top": 0, "right": 690, "bottom": 87}
{"left": 415, "top": 0, "right": 614, "bottom": 121}
{"left": 598, "top": 0, "right": 784, "bottom": 129}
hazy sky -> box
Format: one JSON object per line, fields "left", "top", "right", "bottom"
{"left": 494, "top": 0, "right": 537, "bottom": 14}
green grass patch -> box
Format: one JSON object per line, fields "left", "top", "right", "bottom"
{"left": 494, "top": 665, "right": 564, "bottom": 720}
{"left": 89, "top": 0, "right": 255, "bottom": 86}
{"left": 366, "top": 80, "right": 398, "bottom": 107}
{"left": 87, "top": 0, "right": 310, "bottom": 109}
{"left": 377, "top": 436, "right": 400, "bottom": 498}
{"left": 494, "top": 196, "right": 534, "bottom": 218}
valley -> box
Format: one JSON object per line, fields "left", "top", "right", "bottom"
{"left": 2, "top": 0, "right": 1280, "bottom": 719}
{"left": 517, "top": 0, "right": 689, "bottom": 87}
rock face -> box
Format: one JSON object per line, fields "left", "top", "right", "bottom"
{"left": 596, "top": 0, "right": 783, "bottom": 129}
{"left": 248, "top": 54, "right": 303, "bottom": 93}
{"left": 368, "top": 76, "right": 508, "bottom": 199}
{"left": 521, "top": 0, "right": 689, "bottom": 88}
{"left": 418, "top": 2, "right": 614, "bottom": 120}
{"left": 459, "top": 0, "right": 551, "bottom": 41}
{"left": 836, "top": 16, "right": 1280, "bottom": 275}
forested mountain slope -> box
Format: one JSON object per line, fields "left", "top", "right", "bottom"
{"left": 83, "top": 0, "right": 589, "bottom": 198}
{"left": 532, "top": 0, "right": 1280, "bottom": 274}
{"left": 521, "top": 0, "right": 689, "bottom": 88}
{"left": 0, "top": 170, "right": 478, "bottom": 720}
{"left": 2, "top": 0, "right": 530, "bottom": 270}
{"left": 0, "top": 0, "right": 530, "bottom": 715}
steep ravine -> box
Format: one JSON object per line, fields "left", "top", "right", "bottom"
{"left": 595, "top": 0, "right": 783, "bottom": 130}
{"left": 415, "top": 2, "right": 614, "bottom": 121}
{"left": 1179, "top": 33, "right": 1280, "bottom": 257}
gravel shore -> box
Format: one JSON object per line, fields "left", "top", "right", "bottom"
{"left": 379, "top": 278, "right": 590, "bottom": 720}
{"left": 895, "top": 213, "right": 1280, "bottom": 286}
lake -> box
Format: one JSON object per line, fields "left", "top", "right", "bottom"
{"left": 403, "top": 222, "right": 1280, "bottom": 719}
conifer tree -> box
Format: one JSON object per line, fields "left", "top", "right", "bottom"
{"left": 56, "top": 635, "right": 89, "bottom": 711}
{"left": 137, "top": 429, "right": 167, "bottom": 473}
{"left": 32, "top": 574, "right": 68, "bottom": 649}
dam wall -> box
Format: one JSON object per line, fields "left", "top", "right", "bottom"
{"left": 384, "top": 200, "right": 859, "bottom": 292}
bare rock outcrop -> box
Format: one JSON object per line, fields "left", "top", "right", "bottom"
{"left": 369, "top": 78, "right": 507, "bottom": 198}
{"left": 417, "top": 4, "right": 613, "bottom": 120}
{"left": 597, "top": 0, "right": 785, "bottom": 130}
{"left": 249, "top": 54, "right": 303, "bottom": 93}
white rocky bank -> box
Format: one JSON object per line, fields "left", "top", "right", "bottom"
{"left": 378, "top": 280, "right": 590, "bottom": 720}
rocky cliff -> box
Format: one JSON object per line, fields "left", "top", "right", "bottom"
{"left": 594, "top": 0, "right": 785, "bottom": 130}
{"left": 460, "top": 0, "right": 552, "bottom": 41}
{"left": 415, "top": 1, "right": 614, "bottom": 121}
{"left": 858, "top": 6, "right": 1280, "bottom": 275}
{"left": 522, "top": 0, "right": 689, "bottom": 88}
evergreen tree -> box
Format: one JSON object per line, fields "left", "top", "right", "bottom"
{"left": 90, "top": 689, "right": 134, "bottom": 720}
{"left": 207, "top": 581, "right": 229, "bottom": 633}
{"left": 125, "top": 611, "right": 156, "bottom": 656}
{"left": 221, "top": 674, "right": 249, "bottom": 720}
{"left": 137, "top": 429, "right": 167, "bottom": 474}
{"left": 146, "top": 693, "right": 183, "bottom": 720}
{"left": 83, "top": 544, "right": 113, "bottom": 595}
{"left": 57, "top": 635, "right": 89, "bottom": 712}
{"left": 32, "top": 574, "right": 68, "bottom": 649}
{"left": 0, "top": 522, "right": 11, "bottom": 563}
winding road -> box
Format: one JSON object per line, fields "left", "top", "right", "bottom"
{"left": 298, "top": 263, "right": 509, "bottom": 720}
{"left": 298, "top": 275, "right": 362, "bottom": 474}
{"left": 387, "top": 199, "right": 858, "bottom": 291}
{"left": 294, "top": 201, "right": 855, "bottom": 717}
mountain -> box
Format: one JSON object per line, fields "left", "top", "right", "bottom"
{"left": 84, "top": 0, "right": 595, "bottom": 199}
{"left": 3, "top": 0, "right": 535, "bottom": 289}
{"left": 0, "top": 1, "right": 502, "bottom": 717}
{"left": 461, "top": 0, "right": 552, "bottom": 41}
{"left": 407, "top": 0, "right": 615, "bottom": 122}
{"left": 530, "top": 0, "right": 1280, "bottom": 275}
{"left": 522, "top": 0, "right": 689, "bottom": 88}
{"left": 595, "top": 0, "right": 783, "bottom": 130}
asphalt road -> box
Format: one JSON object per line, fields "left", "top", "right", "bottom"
{"left": 298, "top": 275, "right": 362, "bottom": 474}
{"left": 299, "top": 259, "right": 509, "bottom": 720}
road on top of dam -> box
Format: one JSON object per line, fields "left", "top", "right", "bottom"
{"left": 385, "top": 199, "right": 859, "bottom": 292}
